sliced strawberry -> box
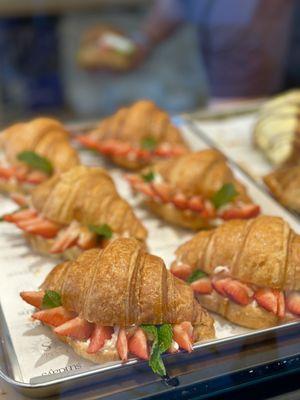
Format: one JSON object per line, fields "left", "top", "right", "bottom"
{"left": 10, "top": 192, "right": 29, "bottom": 207}
{"left": 33, "top": 307, "right": 76, "bottom": 327}
{"left": 50, "top": 227, "right": 79, "bottom": 254}
{"left": 212, "top": 278, "right": 231, "bottom": 296}
{"left": 3, "top": 208, "right": 37, "bottom": 223}
{"left": 136, "top": 148, "right": 151, "bottom": 160}
{"left": 200, "top": 201, "right": 216, "bottom": 218}
{"left": 110, "top": 142, "right": 132, "bottom": 157}
{"left": 173, "top": 322, "right": 193, "bottom": 353}
{"left": 98, "top": 139, "right": 119, "bottom": 155}
{"left": 26, "top": 170, "right": 48, "bottom": 184}
{"left": 277, "top": 291, "right": 285, "bottom": 318}
{"left": 124, "top": 174, "right": 142, "bottom": 186}
{"left": 172, "top": 193, "right": 188, "bottom": 209}
{"left": 220, "top": 204, "right": 260, "bottom": 220}
{"left": 76, "top": 135, "right": 99, "bottom": 150}
{"left": 255, "top": 288, "right": 278, "bottom": 314}
{"left": 77, "top": 230, "right": 97, "bottom": 250}
{"left": 128, "top": 328, "right": 149, "bottom": 360}
{"left": 87, "top": 325, "right": 113, "bottom": 354}
{"left": 15, "top": 166, "right": 28, "bottom": 182}
{"left": 20, "top": 290, "right": 45, "bottom": 308}
{"left": 20, "top": 218, "right": 60, "bottom": 239}
{"left": 191, "top": 277, "right": 213, "bottom": 294}
{"left": 0, "top": 166, "right": 15, "bottom": 180}
{"left": 117, "top": 328, "right": 128, "bottom": 362}
{"left": 54, "top": 317, "right": 94, "bottom": 340}
{"left": 134, "top": 182, "right": 156, "bottom": 198}
{"left": 286, "top": 292, "right": 300, "bottom": 316}
{"left": 188, "top": 196, "right": 204, "bottom": 212}
{"left": 222, "top": 279, "right": 253, "bottom": 306}
{"left": 170, "top": 263, "right": 193, "bottom": 280}
{"left": 151, "top": 182, "right": 171, "bottom": 203}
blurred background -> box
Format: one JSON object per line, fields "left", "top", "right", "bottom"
{"left": 0, "top": 0, "right": 299, "bottom": 124}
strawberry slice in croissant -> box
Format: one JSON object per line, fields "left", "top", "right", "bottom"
{"left": 171, "top": 215, "right": 300, "bottom": 329}
{"left": 126, "top": 149, "right": 260, "bottom": 230}
{"left": 20, "top": 238, "right": 215, "bottom": 375}
{"left": 3, "top": 166, "right": 147, "bottom": 259}
{"left": 0, "top": 117, "right": 79, "bottom": 194}
{"left": 76, "top": 100, "right": 189, "bottom": 170}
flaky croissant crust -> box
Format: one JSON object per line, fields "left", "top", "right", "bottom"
{"left": 145, "top": 149, "right": 252, "bottom": 202}
{"left": 89, "top": 100, "right": 188, "bottom": 147}
{"left": 174, "top": 216, "right": 300, "bottom": 291}
{"left": 31, "top": 165, "right": 147, "bottom": 241}
{"left": 41, "top": 238, "right": 214, "bottom": 332}
{"left": 0, "top": 117, "right": 79, "bottom": 173}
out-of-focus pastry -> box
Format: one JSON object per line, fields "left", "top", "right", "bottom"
{"left": 0, "top": 117, "right": 79, "bottom": 194}
{"left": 253, "top": 90, "right": 300, "bottom": 166}
{"left": 78, "top": 25, "right": 138, "bottom": 71}
{"left": 126, "top": 149, "right": 260, "bottom": 230}
{"left": 3, "top": 165, "right": 147, "bottom": 259}
{"left": 264, "top": 166, "right": 300, "bottom": 213}
{"left": 76, "top": 100, "right": 189, "bottom": 170}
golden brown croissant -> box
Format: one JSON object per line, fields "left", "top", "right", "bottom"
{"left": 4, "top": 165, "right": 147, "bottom": 259}
{"left": 126, "top": 149, "right": 260, "bottom": 230}
{"left": 20, "top": 238, "right": 214, "bottom": 372}
{"left": 78, "top": 25, "right": 138, "bottom": 71}
{"left": 77, "top": 100, "right": 189, "bottom": 170}
{"left": 253, "top": 90, "right": 300, "bottom": 167}
{"left": 0, "top": 117, "right": 79, "bottom": 193}
{"left": 264, "top": 166, "right": 300, "bottom": 213}
{"left": 171, "top": 215, "right": 300, "bottom": 329}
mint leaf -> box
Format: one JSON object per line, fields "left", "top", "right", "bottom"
{"left": 17, "top": 151, "right": 53, "bottom": 175}
{"left": 149, "top": 341, "right": 166, "bottom": 376}
{"left": 141, "top": 137, "right": 157, "bottom": 151}
{"left": 141, "top": 324, "right": 158, "bottom": 341}
{"left": 42, "top": 290, "right": 62, "bottom": 309}
{"left": 141, "top": 324, "right": 173, "bottom": 376}
{"left": 141, "top": 171, "right": 155, "bottom": 182}
{"left": 211, "top": 183, "right": 238, "bottom": 209}
{"left": 157, "top": 324, "right": 173, "bottom": 353}
{"left": 187, "top": 270, "right": 207, "bottom": 284}
{"left": 88, "top": 224, "right": 113, "bottom": 239}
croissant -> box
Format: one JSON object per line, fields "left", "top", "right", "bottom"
{"left": 78, "top": 25, "right": 138, "bottom": 71}
{"left": 20, "top": 238, "right": 215, "bottom": 372}
{"left": 253, "top": 90, "right": 300, "bottom": 167}
{"left": 0, "top": 117, "right": 79, "bottom": 193}
{"left": 77, "top": 100, "right": 189, "bottom": 170}
{"left": 264, "top": 166, "right": 300, "bottom": 213}
{"left": 126, "top": 149, "right": 260, "bottom": 230}
{"left": 3, "top": 165, "right": 147, "bottom": 259}
{"left": 171, "top": 215, "right": 300, "bottom": 329}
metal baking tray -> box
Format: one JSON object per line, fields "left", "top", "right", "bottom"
{"left": 0, "top": 117, "right": 300, "bottom": 398}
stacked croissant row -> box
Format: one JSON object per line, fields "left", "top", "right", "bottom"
{"left": 0, "top": 98, "right": 299, "bottom": 377}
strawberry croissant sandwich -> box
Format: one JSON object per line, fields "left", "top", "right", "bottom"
{"left": 3, "top": 166, "right": 147, "bottom": 259}
{"left": 77, "top": 100, "right": 189, "bottom": 170}
{"left": 0, "top": 117, "right": 79, "bottom": 194}
{"left": 126, "top": 149, "right": 260, "bottom": 230}
{"left": 20, "top": 238, "right": 215, "bottom": 375}
{"left": 171, "top": 215, "right": 300, "bottom": 330}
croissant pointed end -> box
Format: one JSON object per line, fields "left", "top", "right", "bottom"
{"left": 20, "top": 290, "right": 44, "bottom": 308}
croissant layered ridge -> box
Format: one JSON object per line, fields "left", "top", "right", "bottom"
{"left": 41, "top": 238, "right": 213, "bottom": 331}
{"left": 1, "top": 117, "right": 79, "bottom": 173}
{"left": 31, "top": 165, "right": 147, "bottom": 241}
{"left": 174, "top": 216, "right": 300, "bottom": 291}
